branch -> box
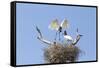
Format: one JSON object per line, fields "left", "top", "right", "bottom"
{"left": 37, "top": 36, "right": 52, "bottom": 45}
{"left": 35, "top": 26, "right": 52, "bottom": 45}
{"left": 72, "top": 34, "right": 83, "bottom": 45}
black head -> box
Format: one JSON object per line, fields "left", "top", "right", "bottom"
{"left": 53, "top": 41, "right": 56, "bottom": 45}
{"left": 64, "top": 30, "right": 67, "bottom": 35}
{"left": 58, "top": 26, "right": 62, "bottom": 32}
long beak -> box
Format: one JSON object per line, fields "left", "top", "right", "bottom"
{"left": 79, "top": 34, "right": 83, "bottom": 37}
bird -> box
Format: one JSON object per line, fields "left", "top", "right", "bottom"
{"left": 49, "top": 19, "right": 69, "bottom": 41}
{"left": 63, "top": 30, "right": 73, "bottom": 45}
{"left": 63, "top": 29, "right": 83, "bottom": 46}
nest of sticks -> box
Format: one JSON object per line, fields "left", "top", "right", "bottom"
{"left": 44, "top": 43, "right": 80, "bottom": 63}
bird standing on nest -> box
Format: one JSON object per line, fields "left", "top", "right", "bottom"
{"left": 63, "top": 30, "right": 73, "bottom": 45}
{"left": 63, "top": 28, "right": 83, "bottom": 46}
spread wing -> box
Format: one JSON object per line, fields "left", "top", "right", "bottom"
{"left": 48, "top": 19, "right": 59, "bottom": 31}
{"left": 61, "top": 19, "right": 69, "bottom": 29}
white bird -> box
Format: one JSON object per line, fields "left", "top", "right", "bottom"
{"left": 63, "top": 29, "right": 83, "bottom": 46}
{"left": 64, "top": 35, "right": 73, "bottom": 41}
{"left": 63, "top": 30, "right": 73, "bottom": 42}
{"left": 49, "top": 19, "right": 69, "bottom": 41}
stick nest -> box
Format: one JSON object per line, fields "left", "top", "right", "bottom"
{"left": 44, "top": 43, "right": 80, "bottom": 63}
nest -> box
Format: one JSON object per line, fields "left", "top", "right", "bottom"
{"left": 44, "top": 43, "right": 80, "bottom": 63}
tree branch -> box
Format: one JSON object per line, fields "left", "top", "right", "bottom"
{"left": 37, "top": 36, "right": 52, "bottom": 45}
{"left": 35, "top": 26, "right": 52, "bottom": 45}
{"left": 72, "top": 34, "right": 83, "bottom": 45}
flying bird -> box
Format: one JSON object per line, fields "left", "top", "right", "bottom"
{"left": 49, "top": 19, "right": 69, "bottom": 41}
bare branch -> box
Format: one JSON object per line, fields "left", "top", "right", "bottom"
{"left": 37, "top": 37, "right": 52, "bottom": 45}
{"left": 35, "top": 26, "right": 53, "bottom": 45}
{"left": 36, "top": 26, "right": 43, "bottom": 38}
{"left": 72, "top": 34, "right": 83, "bottom": 45}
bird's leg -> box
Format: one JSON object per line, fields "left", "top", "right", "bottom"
{"left": 59, "top": 32, "right": 60, "bottom": 41}
{"left": 54, "top": 32, "right": 57, "bottom": 42}
{"left": 58, "top": 27, "right": 62, "bottom": 41}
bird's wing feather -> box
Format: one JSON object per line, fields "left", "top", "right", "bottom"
{"left": 61, "top": 19, "right": 69, "bottom": 29}
{"left": 49, "top": 19, "right": 59, "bottom": 31}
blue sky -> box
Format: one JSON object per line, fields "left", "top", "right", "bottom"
{"left": 16, "top": 3, "right": 96, "bottom": 65}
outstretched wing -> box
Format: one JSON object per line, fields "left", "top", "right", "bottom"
{"left": 49, "top": 19, "right": 59, "bottom": 31}
{"left": 61, "top": 19, "right": 69, "bottom": 29}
